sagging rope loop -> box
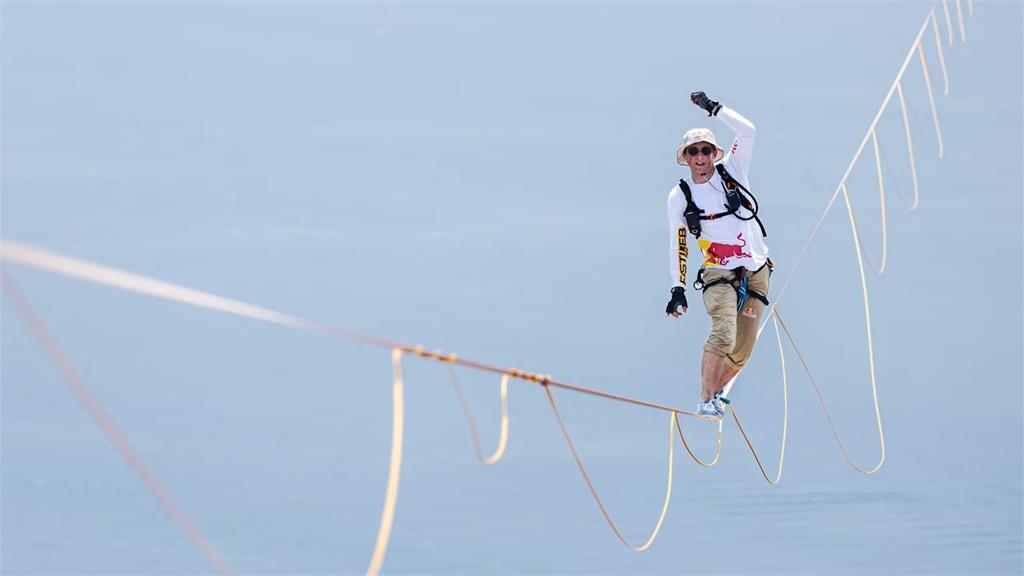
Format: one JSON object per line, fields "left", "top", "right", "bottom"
{"left": 0, "top": 271, "right": 236, "bottom": 576}
{"left": 448, "top": 367, "right": 511, "bottom": 465}
{"left": 0, "top": 5, "right": 970, "bottom": 573}
{"left": 774, "top": 311, "right": 885, "bottom": 475}
{"left": 726, "top": 310, "right": 789, "bottom": 484}
{"left": 544, "top": 385, "right": 675, "bottom": 553}
{"left": 673, "top": 413, "right": 723, "bottom": 468}
{"left": 366, "top": 348, "right": 406, "bottom": 576}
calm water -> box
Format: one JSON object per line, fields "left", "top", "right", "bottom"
{"left": 3, "top": 2, "right": 1021, "bottom": 574}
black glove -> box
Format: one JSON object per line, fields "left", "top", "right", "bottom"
{"left": 665, "top": 286, "right": 688, "bottom": 315}
{"left": 690, "top": 91, "right": 722, "bottom": 117}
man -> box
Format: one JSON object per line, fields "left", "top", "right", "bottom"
{"left": 665, "top": 91, "right": 770, "bottom": 420}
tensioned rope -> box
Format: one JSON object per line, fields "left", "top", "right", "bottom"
{"left": 0, "top": 272, "right": 236, "bottom": 576}
{"left": 0, "top": 2, "right": 970, "bottom": 573}
{"left": 734, "top": 0, "right": 971, "bottom": 478}
{"left": 0, "top": 238, "right": 716, "bottom": 573}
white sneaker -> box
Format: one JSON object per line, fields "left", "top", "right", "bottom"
{"left": 713, "top": 391, "right": 729, "bottom": 416}
{"left": 696, "top": 399, "right": 722, "bottom": 421}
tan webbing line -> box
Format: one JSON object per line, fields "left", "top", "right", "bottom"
{"left": 740, "top": 0, "right": 972, "bottom": 476}
{"left": 917, "top": 41, "right": 945, "bottom": 160}
{"left": 449, "top": 345, "right": 726, "bottom": 471}
{"left": 757, "top": 4, "right": 963, "bottom": 342}
{"left": 955, "top": 0, "right": 966, "bottom": 43}
{"left": 366, "top": 348, "right": 406, "bottom": 576}
{"left": 866, "top": 128, "right": 889, "bottom": 274}
{"left": 728, "top": 407, "right": 778, "bottom": 486}
{"left": 929, "top": 9, "right": 951, "bottom": 96}
{"left": 0, "top": 6, "right": 973, "bottom": 569}
{"left": 0, "top": 272, "right": 236, "bottom": 576}
{"left": 883, "top": 98, "right": 921, "bottom": 211}
{"left": 543, "top": 385, "right": 675, "bottom": 553}
{"left": 673, "top": 413, "right": 722, "bottom": 468}
{"left": 0, "top": 239, "right": 712, "bottom": 574}
{"left": 774, "top": 310, "right": 885, "bottom": 475}
{"left": 432, "top": 352, "right": 700, "bottom": 417}
{"left": 722, "top": 310, "right": 790, "bottom": 485}
{"left": 448, "top": 342, "right": 729, "bottom": 469}
{"left": 447, "top": 366, "right": 510, "bottom": 465}
{"left": 840, "top": 188, "right": 887, "bottom": 475}
{"left": 0, "top": 240, "right": 698, "bottom": 418}
{"left": 847, "top": 131, "right": 888, "bottom": 274}
{"left": 941, "top": 0, "right": 955, "bottom": 45}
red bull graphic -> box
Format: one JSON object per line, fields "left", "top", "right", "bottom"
{"left": 698, "top": 233, "right": 752, "bottom": 266}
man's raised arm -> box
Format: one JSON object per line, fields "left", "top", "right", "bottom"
{"left": 717, "top": 106, "right": 756, "bottom": 180}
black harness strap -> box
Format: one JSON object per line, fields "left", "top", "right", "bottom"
{"left": 677, "top": 165, "right": 767, "bottom": 239}
{"left": 678, "top": 179, "right": 705, "bottom": 238}
{"left": 745, "top": 290, "right": 770, "bottom": 306}
{"left": 716, "top": 165, "right": 768, "bottom": 238}
{"left": 693, "top": 265, "right": 771, "bottom": 307}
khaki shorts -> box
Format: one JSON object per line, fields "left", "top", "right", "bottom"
{"left": 701, "top": 264, "right": 771, "bottom": 369}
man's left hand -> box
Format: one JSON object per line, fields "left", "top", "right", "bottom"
{"left": 690, "top": 91, "right": 722, "bottom": 117}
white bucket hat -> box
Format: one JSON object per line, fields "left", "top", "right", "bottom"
{"left": 676, "top": 128, "right": 725, "bottom": 166}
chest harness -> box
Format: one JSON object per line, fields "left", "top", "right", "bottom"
{"left": 680, "top": 164, "right": 772, "bottom": 309}
{"left": 680, "top": 164, "right": 766, "bottom": 240}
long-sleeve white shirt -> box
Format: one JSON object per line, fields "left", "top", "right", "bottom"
{"left": 667, "top": 106, "right": 769, "bottom": 289}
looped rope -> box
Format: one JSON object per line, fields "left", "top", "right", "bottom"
{"left": 448, "top": 367, "right": 510, "bottom": 465}
{"left": 724, "top": 310, "right": 789, "bottom": 484}
{"left": 0, "top": 272, "right": 236, "bottom": 576}
{"left": 0, "top": 5, "right": 971, "bottom": 572}
{"left": 366, "top": 348, "right": 406, "bottom": 576}
{"left": 543, "top": 385, "right": 675, "bottom": 552}
{"left": 673, "top": 413, "right": 723, "bottom": 468}
{"left": 774, "top": 310, "right": 885, "bottom": 475}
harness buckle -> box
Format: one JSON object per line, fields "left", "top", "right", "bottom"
{"left": 692, "top": 268, "right": 706, "bottom": 291}
{"left": 736, "top": 268, "right": 749, "bottom": 311}
{"left": 683, "top": 202, "right": 704, "bottom": 237}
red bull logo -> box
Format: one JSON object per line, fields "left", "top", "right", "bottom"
{"left": 699, "top": 233, "right": 751, "bottom": 266}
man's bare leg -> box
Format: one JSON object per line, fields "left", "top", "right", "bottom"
{"left": 700, "top": 350, "right": 728, "bottom": 401}
{"left": 716, "top": 364, "right": 740, "bottom": 397}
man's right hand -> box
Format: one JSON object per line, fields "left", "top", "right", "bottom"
{"left": 665, "top": 287, "right": 688, "bottom": 317}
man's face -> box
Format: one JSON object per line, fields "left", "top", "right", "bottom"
{"left": 684, "top": 142, "right": 716, "bottom": 173}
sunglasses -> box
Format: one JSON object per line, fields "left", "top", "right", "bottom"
{"left": 685, "top": 145, "right": 715, "bottom": 157}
